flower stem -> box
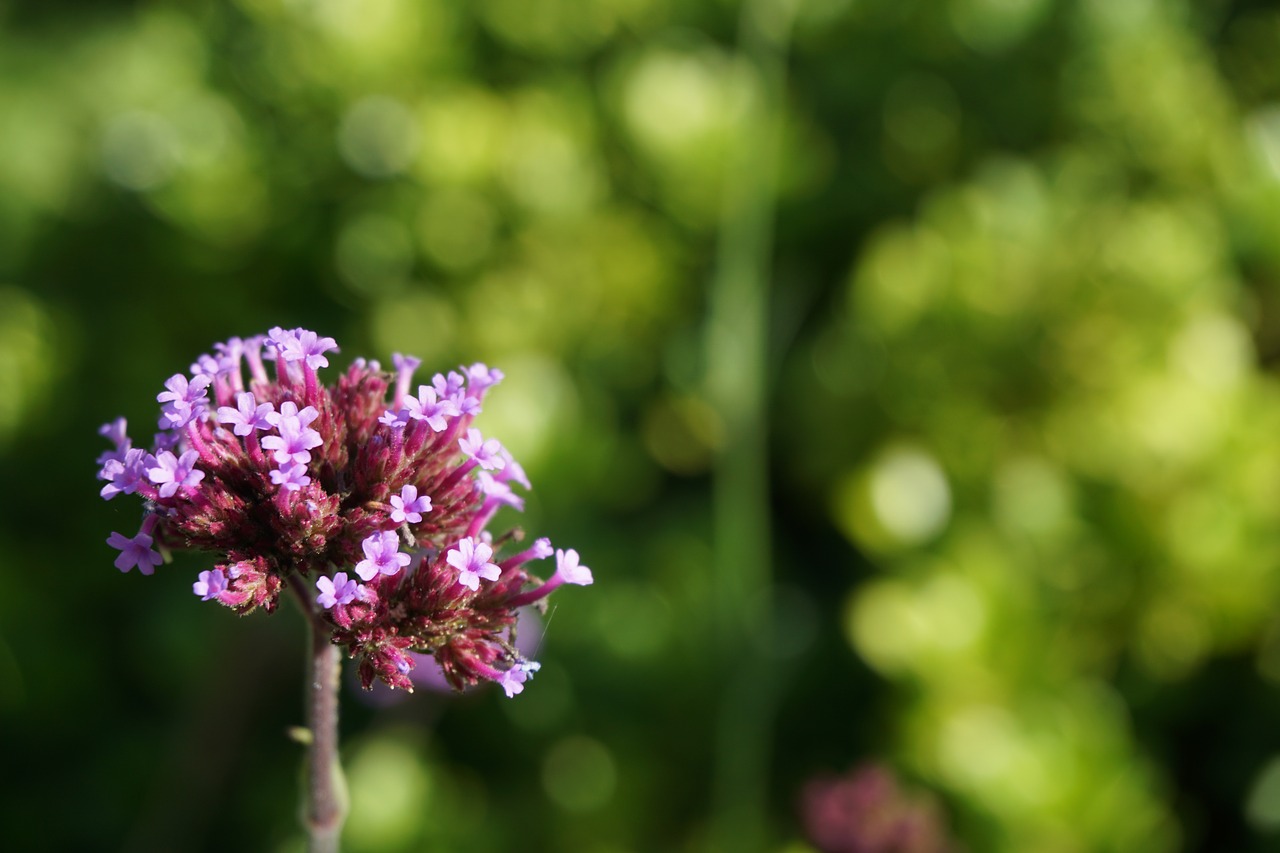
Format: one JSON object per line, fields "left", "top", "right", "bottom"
{"left": 292, "top": 578, "right": 348, "bottom": 852}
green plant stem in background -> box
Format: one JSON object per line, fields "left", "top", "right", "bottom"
{"left": 707, "top": 1, "right": 796, "bottom": 851}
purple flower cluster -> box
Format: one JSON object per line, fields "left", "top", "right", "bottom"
{"left": 97, "top": 327, "right": 591, "bottom": 694}
{"left": 801, "top": 764, "right": 955, "bottom": 853}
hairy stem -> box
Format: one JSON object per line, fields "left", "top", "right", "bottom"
{"left": 291, "top": 578, "right": 347, "bottom": 852}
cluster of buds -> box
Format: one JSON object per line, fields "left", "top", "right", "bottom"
{"left": 97, "top": 327, "right": 591, "bottom": 695}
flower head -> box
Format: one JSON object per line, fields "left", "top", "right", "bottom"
{"left": 95, "top": 327, "right": 590, "bottom": 696}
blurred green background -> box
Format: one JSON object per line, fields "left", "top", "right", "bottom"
{"left": 6, "top": 0, "right": 1280, "bottom": 850}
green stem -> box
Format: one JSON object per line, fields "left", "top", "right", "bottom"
{"left": 706, "top": 1, "right": 797, "bottom": 851}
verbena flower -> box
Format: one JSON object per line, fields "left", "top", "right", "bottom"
{"left": 801, "top": 763, "right": 956, "bottom": 853}
{"left": 97, "top": 327, "right": 591, "bottom": 694}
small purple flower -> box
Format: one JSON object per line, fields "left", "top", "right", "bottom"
{"left": 379, "top": 408, "right": 411, "bottom": 429}
{"left": 393, "top": 353, "right": 421, "bottom": 376}
{"left": 477, "top": 472, "right": 523, "bottom": 510}
{"left": 459, "top": 429, "right": 505, "bottom": 471}
{"left": 554, "top": 548, "right": 593, "bottom": 586}
{"left": 530, "top": 537, "right": 554, "bottom": 560}
{"left": 193, "top": 568, "right": 228, "bottom": 601}
{"left": 389, "top": 485, "right": 432, "bottom": 524}
{"left": 497, "top": 448, "right": 531, "bottom": 490}
{"left": 464, "top": 363, "right": 504, "bottom": 395}
{"left": 147, "top": 449, "right": 205, "bottom": 498}
{"left": 96, "top": 418, "right": 132, "bottom": 468}
{"left": 240, "top": 335, "right": 269, "bottom": 384}
{"left": 157, "top": 373, "right": 211, "bottom": 429}
{"left": 99, "top": 417, "right": 130, "bottom": 448}
{"left": 270, "top": 327, "right": 339, "bottom": 369}
{"left": 408, "top": 386, "right": 459, "bottom": 432}
{"left": 392, "top": 353, "right": 421, "bottom": 405}
{"left": 432, "top": 371, "right": 466, "bottom": 400}
{"left": 107, "top": 528, "right": 163, "bottom": 575}
{"left": 446, "top": 537, "right": 501, "bottom": 591}
{"left": 262, "top": 401, "right": 322, "bottom": 465}
{"left": 354, "top": 531, "right": 411, "bottom": 581}
{"left": 316, "top": 572, "right": 359, "bottom": 609}
{"left": 218, "top": 392, "right": 275, "bottom": 436}
{"left": 190, "top": 353, "right": 222, "bottom": 378}
{"left": 497, "top": 660, "right": 540, "bottom": 698}
{"left": 100, "top": 447, "right": 148, "bottom": 500}
{"left": 270, "top": 463, "right": 311, "bottom": 491}
{"left": 213, "top": 336, "right": 246, "bottom": 372}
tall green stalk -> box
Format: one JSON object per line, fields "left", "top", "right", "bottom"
{"left": 706, "top": 1, "right": 797, "bottom": 851}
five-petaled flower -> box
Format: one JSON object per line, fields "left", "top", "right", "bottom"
{"left": 107, "top": 525, "right": 162, "bottom": 575}
{"left": 390, "top": 485, "right": 432, "bottom": 524}
{"left": 354, "top": 531, "right": 411, "bottom": 581}
{"left": 193, "top": 568, "right": 228, "bottom": 601}
{"left": 316, "top": 572, "right": 359, "bottom": 609}
{"left": 446, "top": 537, "right": 501, "bottom": 591}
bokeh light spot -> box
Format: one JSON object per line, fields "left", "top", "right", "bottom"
{"left": 846, "top": 581, "right": 916, "bottom": 674}
{"left": 417, "top": 87, "right": 506, "bottom": 184}
{"left": 417, "top": 188, "right": 498, "bottom": 271}
{"left": 335, "top": 213, "right": 414, "bottom": 296}
{"left": 595, "top": 581, "right": 672, "bottom": 659}
{"left": 854, "top": 225, "right": 951, "bottom": 333}
{"left": 641, "top": 394, "right": 724, "bottom": 475}
{"left": 623, "top": 48, "right": 731, "bottom": 156}
{"left": 1246, "top": 756, "right": 1280, "bottom": 833}
{"left": 542, "top": 735, "right": 617, "bottom": 813}
{"left": 883, "top": 74, "right": 960, "bottom": 158}
{"left": 369, "top": 291, "right": 459, "bottom": 367}
{"left": 1169, "top": 312, "right": 1251, "bottom": 390}
{"left": 339, "top": 96, "right": 419, "bottom": 178}
{"left": 992, "top": 456, "right": 1073, "bottom": 538}
{"left": 346, "top": 732, "right": 432, "bottom": 847}
{"left": 101, "top": 111, "right": 181, "bottom": 191}
{"left": 868, "top": 446, "right": 952, "bottom": 546}
{"left": 503, "top": 661, "right": 573, "bottom": 732}
{"left": 0, "top": 288, "right": 60, "bottom": 447}
{"left": 479, "top": 353, "right": 578, "bottom": 471}
{"left": 1247, "top": 104, "right": 1280, "bottom": 181}
{"left": 502, "top": 90, "right": 602, "bottom": 215}
{"left": 948, "top": 0, "right": 1050, "bottom": 54}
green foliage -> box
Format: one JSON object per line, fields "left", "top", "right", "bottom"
{"left": 5, "top": 0, "right": 1280, "bottom": 850}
